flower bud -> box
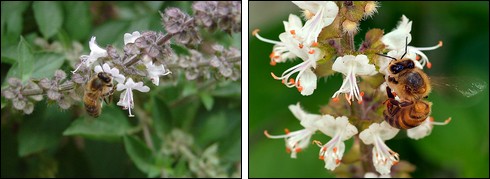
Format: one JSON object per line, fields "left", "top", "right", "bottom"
{"left": 364, "top": 1, "right": 378, "bottom": 18}
{"left": 47, "top": 90, "right": 61, "bottom": 100}
{"left": 13, "top": 98, "right": 26, "bottom": 110}
{"left": 24, "top": 102, "right": 34, "bottom": 114}
{"left": 54, "top": 70, "right": 67, "bottom": 81}
{"left": 342, "top": 19, "right": 358, "bottom": 34}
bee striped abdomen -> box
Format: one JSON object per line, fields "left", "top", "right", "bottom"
{"left": 384, "top": 100, "right": 431, "bottom": 129}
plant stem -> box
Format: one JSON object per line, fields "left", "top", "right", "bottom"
{"left": 134, "top": 105, "right": 155, "bottom": 152}
{"left": 358, "top": 135, "right": 375, "bottom": 174}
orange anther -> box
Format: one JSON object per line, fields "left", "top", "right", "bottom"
{"left": 286, "top": 148, "right": 291, "bottom": 153}
{"left": 333, "top": 147, "right": 337, "bottom": 153}
{"left": 308, "top": 49, "right": 315, "bottom": 54}
{"left": 393, "top": 161, "right": 399, "bottom": 165}
{"left": 416, "top": 55, "right": 421, "bottom": 61}
{"left": 290, "top": 30, "right": 296, "bottom": 35}
{"left": 312, "top": 42, "right": 318, "bottom": 47}
{"left": 282, "top": 79, "right": 286, "bottom": 84}
{"left": 284, "top": 128, "right": 290, "bottom": 134}
{"left": 322, "top": 147, "right": 327, "bottom": 152}
{"left": 358, "top": 100, "right": 363, "bottom": 104}
{"left": 333, "top": 97, "right": 339, "bottom": 102}
{"left": 289, "top": 78, "right": 295, "bottom": 84}
{"left": 444, "top": 117, "right": 452, "bottom": 123}
{"left": 299, "top": 43, "right": 304, "bottom": 49}
{"left": 438, "top": 41, "right": 443, "bottom": 47}
{"left": 270, "top": 60, "right": 277, "bottom": 66}
{"left": 269, "top": 52, "right": 275, "bottom": 59}
{"left": 319, "top": 156, "right": 325, "bottom": 160}
{"left": 252, "top": 29, "right": 260, "bottom": 36}
{"left": 360, "top": 91, "right": 365, "bottom": 97}
{"left": 429, "top": 116, "right": 434, "bottom": 122}
{"left": 335, "top": 159, "right": 341, "bottom": 164}
{"left": 297, "top": 86, "right": 303, "bottom": 92}
{"left": 427, "top": 62, "right": 432, "bottom": 69}
{"left": 295, "top": 148, "right": 302, "bottom": 153}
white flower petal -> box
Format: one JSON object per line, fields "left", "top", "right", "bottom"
{"left": 124, "top": 31, "right": 141, "bottom": 45}
{"left": 298, "top": 68, "right": 317, "bottom": 96}
{"left": 94, "top": 65, "right": 103, "bottom": 73}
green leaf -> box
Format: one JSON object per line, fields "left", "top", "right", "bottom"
{"left": 174, "top": 101, "right": 200, "bottom": 131}
{"left": 31, "top": 53, "right": 64, "bottom": 79}
{"left": 196, "top": 111, "right": 228, "bottom": 146}
{"left": 18, "top": 105, "right": 71, "bottom": 157}
{"left": 1, "top": 1, "right": 29, "bottom": 46}
{"left": 63, "top": 2, "right": 91, "bottom": 41}
{"left": 182, "top": 83, "right": 197, "bottom": 97}
{"left": 18, "top": 37, "right": 34, "bottom": 84}
{"left": 63, "top": 106, "right": 132, "bottom": 140}
{"left": 1, "top": 45, "right": 18, "bottom": 64}
{"left": 199, "top": 92, "right": 214, "bottom": 111}
{"left": 144, "top": 1, "right": 164, "bottom": 12}
{"left": 123, "top": 135, "right": 161, "bottom": 177}
{"left": 127, "top": 16, "right": 151, "bottom": 33}
{"left": 93, "top": 21, "right": 129, "bottom": 46}
{"left": 33, "top": 1, "right": 63, "bottom": 39}
{"left": 2, "top": 62, "right": 19, "bottom": 88}
{"left": 151, "top": 96, "right": 172, "bottom": 136}
{"left": 210, "top": 81, "right": 241, "bottom": 98}
{"left": 174, "top": 157, "right": 188, "bottom": 177}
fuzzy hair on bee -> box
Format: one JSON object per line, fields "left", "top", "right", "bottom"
{"left": 83, "top": 72, "right": 115, "bottom": 118}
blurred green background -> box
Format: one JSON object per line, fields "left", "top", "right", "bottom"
{"left": 249, "top": 1, "right": 489, "bottom": 178}
{"left": 1, "top": 1, "right": 241, "bottom": 177}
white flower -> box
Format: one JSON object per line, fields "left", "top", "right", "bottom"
{"left": 72, "top": 36, "right": 108, "bottom": 73}
{"left": 94, "top": 63, "right": 126, "bottom": 84}
{"left": 116, "top": 78, "right": 150, "bottom": 117}
{"left": 360, "top": 122, "right": 400, "bottom": 175}
{"left": 381, "top": 15, "right": 442, "bottom": 69}
{"left": 271, "top": 47, "right": 322, "bottom": 96}
{"left": 283, "top": 14, "right": 304, "bottom": 40}
{"left": 145, "top": 61, "right": 171, "bottom": 86}
{"left": 364, "top": 172, "right": 391, "bottom": 178}
{"left": 264, "top": 103, "right": 321, "bottom": 158}
{"left": 124, "top": 31, "right": 142, "bottom": 45}
{"left": 292, "top": 1, "right": 339, "bottom": 46}
{"left": 407, "top": 116, "right": 451, "bottom": 140}
{"left": 253, "top": 15, "right": 307, "bottom": 65}
{"left": 313, "top": 116, "right": 358, "bottom": 171}
{"left": 332, "top": 55, "right": 377, "bottom": 104}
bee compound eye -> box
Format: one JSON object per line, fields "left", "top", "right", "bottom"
{"left": 390, "top": 64, "right": 404, "bottom": 74}
{"left": 406, "top": 60, "right": 415, "bottom": 69}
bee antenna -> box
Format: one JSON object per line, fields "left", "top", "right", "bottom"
{"left": 376, "top": 53, "right": 397, "bottom": 61}
{"left": 400, "top": 36, "right": 408, "bottom": 59}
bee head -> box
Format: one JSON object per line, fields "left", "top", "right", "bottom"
{"left": 97, "top": 72, "right": 112, "bottom": 83}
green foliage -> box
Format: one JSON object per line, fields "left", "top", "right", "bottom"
{"left": 33, "top": 2, "right": 63, "bottom": 39}
{"left": 31, "top": 53, "right": 65, "bottom": 79}
{"left": 17, "top": 37, "right": 34, "bottom": 84}
{"left": 1, "top": 2, "right": 241, "bottom": 177}
{"left": 63, "top": 106, "right": 133, "bottom": 140}
{"left": 123, "top": 135, "right": 162, "bottom": 178}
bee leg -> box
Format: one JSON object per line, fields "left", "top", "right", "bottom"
{"left": 399, "top": 101, "right": 413, "bottom": 107}
{"left": 386, "top": 86, "right": 395, "bottom": 99}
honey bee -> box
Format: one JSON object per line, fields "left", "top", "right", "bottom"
{"left": 83, "top": 72, "right": 115, "bottom": 118}
{"left": 378, "top": 37, "right": 432, "bottom": 129}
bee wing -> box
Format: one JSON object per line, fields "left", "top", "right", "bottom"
{"left": 430, "top": 76, "right": 488, "bottom": 98}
